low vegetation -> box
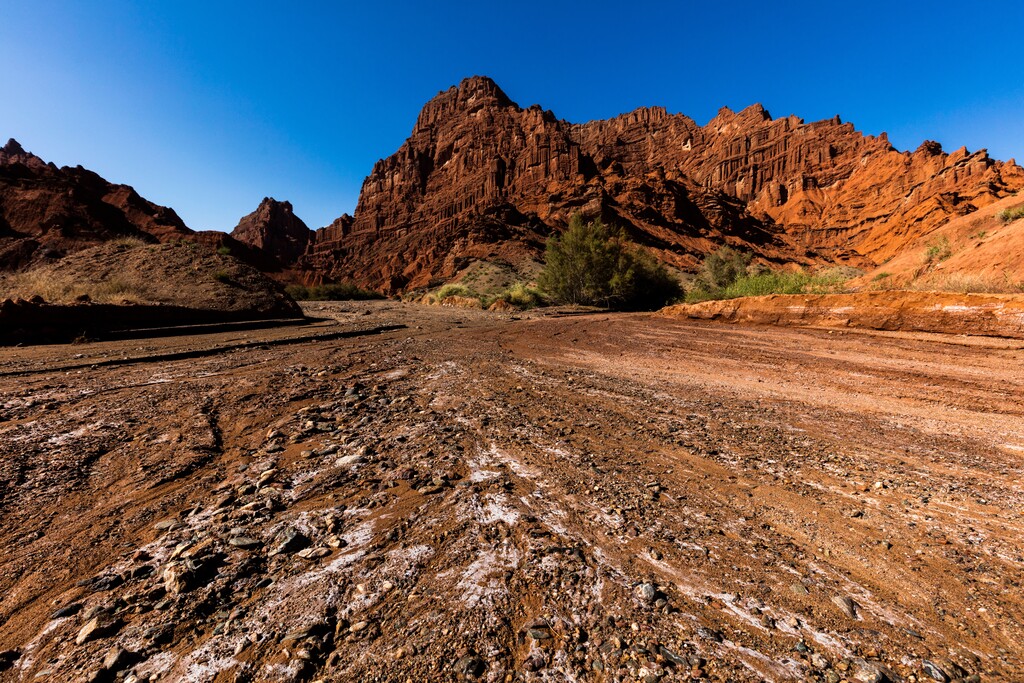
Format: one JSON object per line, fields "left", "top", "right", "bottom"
{"left": 0, "top": 269, "right": 149, "bottom": 304}
{"left": 285, "top": 282, "right": 383, "bottom": 301}
{"left": 998, "top": 206, "right": 1024, "bottom": 223}
{"left": 683, "top": 247, "right": 855, "bottom": 303}
{"left": 421, "top": 281, "right": 546, "bottom": 310}
{"left": 923, "top": 235, "right": 952, "bottom": 265}
{"left": 538, "top": 215, "right": 681, "bottom": 310}
{"left": 905, "top": 273, "right": 1024, "bottom": 294}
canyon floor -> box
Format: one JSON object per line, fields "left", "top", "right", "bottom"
{"left": 1, "top": 302, "right": 1022, "bottom": 683}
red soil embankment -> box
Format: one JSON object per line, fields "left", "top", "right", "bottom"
{"left": 661, "top": 290, "right": 1024, "bottom": 338}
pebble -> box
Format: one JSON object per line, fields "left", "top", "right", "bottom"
{"left": 922, "top": 660, "right": 950, "bottom": 682}
{"left": 102, "top": 645, "right": 133, "bottom": 672}
{"left": 51, "top": 602, "right": 83, "bottom": 619}
{"left": 635, "top": 582, "right": 657, "bottom": 604}
{"left": 832, "top": 594, "right": 859, "bottom": 619}
{"left": 76, "top": 614, "right": 121, "bottom": 645}
{"left": 851, "top": 661, "right": 883, "bottom": 683}
{"left": 0, "top": 651, "right": 20, "bottom": 672}
{"left": 296, "top": 547, "right": 331, "bottom": 560}
{"left": 270, "top": 528, "right": 310, "bottom": 556}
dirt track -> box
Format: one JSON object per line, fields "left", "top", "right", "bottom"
{"left": 1, "top": 302, "right": 1022, "bottom": 683}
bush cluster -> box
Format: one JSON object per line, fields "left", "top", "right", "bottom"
{"left": 684, "top": 247, "right": 853, "bottom": 303}
{"left": 998, "top": 206, "right": 1024, "bottom": 223}
{"left": 285, "top": 282, "right": 383, "bottom": 301}
{"left": 538, "top": 215, "right": 681, "bottom": 310}
{"left": 427, "top": 281, "right": 547, "bottom": 310}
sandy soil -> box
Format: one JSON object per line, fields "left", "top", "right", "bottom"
{"left": 0, "top": 301, "right": 1021, "bottom": 683}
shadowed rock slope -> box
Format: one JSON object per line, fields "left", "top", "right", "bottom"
{"left": 0, "top": 139, "right": 270, "bottom": 273}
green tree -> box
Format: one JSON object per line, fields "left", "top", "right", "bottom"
{"left": 539, "top": 215, "right": 680, "bottom": 310}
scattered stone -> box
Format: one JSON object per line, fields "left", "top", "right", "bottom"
{"left": 270, "top": 528, "right": 310, "bottom": 556}
{"left": 153, "top": 519, "right": 182, "bottom": 531}
{"left": 455, "top": 652, "right": 486, "bottom": 678}
{"left": 635, "top": 582, "right": 657, "bottom": 604}
{"left": 922, "top": 660, "right": 951, "bottom": 682}
{"left": 163, "top": 565, "right": 194, "bottom": 596}
{"left": 851, "top": 661, "right": 884, "bottom": 683}
{"left": 51, "top": 602, "right": 83, "bottom": 619}
{"left": 296, "top": 547, "right": 331, "bottom": 560}
{"left": 832, "top": 594, "right": 859, "bottom": 619}
{"left": 228, "top": 535, "right": 262, "bottom": 550}
{"left": 0, "top": 650, "right": 20, "bottom": 672}
{"left": 102, "top": 645, "right": 134, "bottom": 672}
{"left": 76, "top": 615, "right": 121, "bottom": 645}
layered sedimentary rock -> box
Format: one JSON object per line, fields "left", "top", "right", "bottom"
{"left": 230, "top": 197, "right": 312, "bottom": 267}
{"left": 295, "top": 77, "right": 1024, "bottom": 293}
{"left": 301, "top": 78, "right": 785, "bottom": 292}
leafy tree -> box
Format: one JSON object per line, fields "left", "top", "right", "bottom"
{"left": 539, "top": 215, "right": 681, "bottom": 310}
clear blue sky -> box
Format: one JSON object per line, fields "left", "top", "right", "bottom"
{"left": 3, "top": 1, "right": 1022, "bottom": 232}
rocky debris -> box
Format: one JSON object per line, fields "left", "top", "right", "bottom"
{"left": 0, "top": 650, "right": 20, "bottom": 672}
{"left": 832, "top": 594, "right": 859, "bottom": 619}
{"left": 269, "top": 527, "right": 310, "bottom": 556}
{"left": 75, "top": 614, "right": 121, "bottom": 645}
{"left": 662, "top": 290, "right": 1024, "bottom": 339}
{"left": 0, "top": 302, "right": 1020, "bottom": 681}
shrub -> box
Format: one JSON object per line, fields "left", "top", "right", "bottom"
{"left": 697, "top": 246, "right": 752, "bottom": 291}
{"left": 211, "top": 270, "right": 231, "bottom": 283}
{"left": 216, "top": 246, "right": 232, "bottom": 256}
{"left": 488, "top": 282, "right": 547, "bottom": 309}
{"left": 998, "top": 206, "right": 1024, "bottom": 223}
{"left": 924, "top": 235, "right": 952, "bottom": 264}
{"left": 435, "top": 283, "right": 472, "bottom": 301}
{"left": 285, "top": 283, "right": 383, "bottom": 301}
{"left": 538, "top": 215, "right": 681, "bottom": 310}
{"left": 684, "top": 251, "right": 855, "bottom": 303}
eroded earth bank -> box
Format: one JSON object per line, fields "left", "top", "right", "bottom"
{"left": 1, "top": 303, "right": 1022, "bottom": 683}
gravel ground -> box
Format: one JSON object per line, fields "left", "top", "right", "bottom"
{"left": 0, "top": 301, "right": 1021, "bottom": 683}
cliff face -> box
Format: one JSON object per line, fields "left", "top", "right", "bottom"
{"left": 0, "top": 139, "right": 193, "bottom": 269}
{"left": 294, "top": 77, "right": 1024, "bottom": 293}
{"left": 7, "top": 75, "right": 1023, "bottom": 294}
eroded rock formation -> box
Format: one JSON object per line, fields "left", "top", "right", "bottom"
{"left": 293, "top": 77, "right": 1024, "bottom": 293}
{"left": 230, "top": 197, "right": 312, "bottom": 268}
{"left": 0, "top": 139, "right": 193, "bottom": 269}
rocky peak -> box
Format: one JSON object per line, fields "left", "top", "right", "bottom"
{"left": 0, "top": 138, "right": 48, "bottom": 170}
{"left": 413, "top": 76, "right": 517, "bottom": 134}
{"left": 230, "top": 197, "right": 312, "bottom": 267}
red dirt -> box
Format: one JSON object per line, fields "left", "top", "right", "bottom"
{"left": 0, "top": 303, "right": 1021, "bottom": 682}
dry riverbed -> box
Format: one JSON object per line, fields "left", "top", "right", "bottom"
{"left": 0, "top": 301, "right": 1021, "bottom": 683}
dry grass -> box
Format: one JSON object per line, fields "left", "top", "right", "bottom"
{"left": 906, "top": 272, "right": 1024, "bottom": 295}
{"left": 0, "top": 267, "right": 151, "bottom": 304}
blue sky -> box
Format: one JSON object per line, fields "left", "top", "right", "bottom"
{"left": 2, "top": 1, "right": 1022, "bottom": 232}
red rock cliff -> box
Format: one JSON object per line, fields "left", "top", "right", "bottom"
{"left": 294, "top": 77, "right": 1023, "bottom": 293}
